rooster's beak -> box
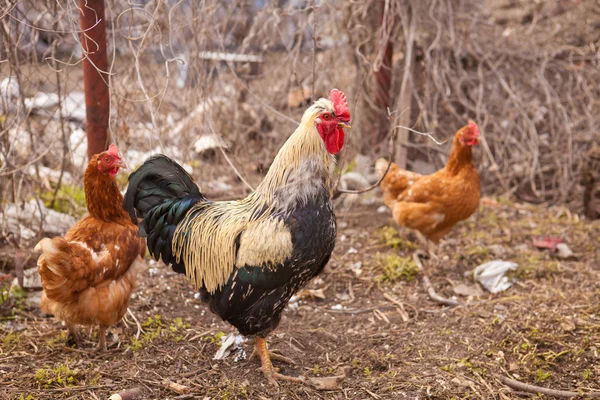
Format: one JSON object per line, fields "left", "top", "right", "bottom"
{"left": 337, "top": 122, "right": 352, "bottom": 130}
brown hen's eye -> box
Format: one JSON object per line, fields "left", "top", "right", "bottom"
{"left": 104, "top": 157, "right": 109, "bottom": 162}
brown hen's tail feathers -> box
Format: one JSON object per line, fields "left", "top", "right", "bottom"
{"left": 376, "top": 158, "right": 422, "bottom": 192}
{"left": 36, "top": 237, "right": 110, "bottom": 302}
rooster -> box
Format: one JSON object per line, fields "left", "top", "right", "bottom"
{"left": 124, "top": 89, "right": 350, "bottom": 385}
{"left": 36, "top": 144, "right": 145, "bottom": 352}
{"left": 376, "top": 121, "right": 480, "bottom": 243}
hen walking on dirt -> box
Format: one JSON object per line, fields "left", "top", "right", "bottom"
{"left": 36, "top": 145, "right": 145, "bottom": 352}
{"left": 376, "top": 121, "right": 481, "bottom": 243}
{"left": 124, "top": 89, "right": 351, "bottom": 385}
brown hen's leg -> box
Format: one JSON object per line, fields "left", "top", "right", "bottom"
{"left": 66, "top": 324, "right": 83, "bottom": 348}
{"left": 254, "top": 337, "right": 304, "bottom": 386}
{"left": 94, "top": 325, "right": 107, "bottom": 353}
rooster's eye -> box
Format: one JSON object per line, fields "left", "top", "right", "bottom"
{"left": 323, "top": 114, "right": 331, "bottom": 121}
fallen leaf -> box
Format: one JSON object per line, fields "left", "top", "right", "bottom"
{"left": 308, "top": 375, "right": 345, "bottom": 390}
{"left": 488, "top": 244, "right": 507, "bottom": 257}
{"left": 509, "top": 362, "right": 519, "bottom": 371}
{"left": 453, "top": 283, "right": 484, "bottom": 297}
{"left": 555, "top": 243, "right": 574, "bottom": 259}
{"left": 166, "top": 380, "right": 189, "bottom": 394}
{"left": 533, "top": 236, "right": 562, "bottom": 251}
{"left": 561, "top": 319, "right": 576, "bottom": 332}
{"left": 296, "top": 288, "right": 326, "bottom": 300}
{"left": 481, "top": 197, "right": 501, "bottom": 207}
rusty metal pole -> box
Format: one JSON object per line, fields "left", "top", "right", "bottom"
{"left": 79, "top": 0, "right": 110, "bottom": 159}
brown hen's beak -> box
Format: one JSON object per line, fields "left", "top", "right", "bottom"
{"left": 337, "top": 122, "right": 352, "bottom": 130}
{"left": 116, "top": 160, "right": 127, "bottom": 169}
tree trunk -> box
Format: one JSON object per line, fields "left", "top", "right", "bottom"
{"left": 394, "top": 4, "right": 415, "bottom": 169}
{"left": 79, "top": 0, "right": 110, "bottom": 159}
{"left": 371, "top": 1, "right": 395, "bottom": 150}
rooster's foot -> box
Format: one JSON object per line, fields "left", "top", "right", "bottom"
{"left": 254, "top": 336, "right": 304, "bottom": 386}
{"left": 249, "top": 347, "right": 295, "bottom": 365}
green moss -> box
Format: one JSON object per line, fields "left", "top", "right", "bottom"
{"left": 463, "top": 245, "right": 490, "bottom": 259}
{"left": 378, "top": 254, "right": 419, "bottom": 283}
{"left": 16, "top": 395, "right": 37, "bottom": 400}
{"left": 45, "top": 331, "right": 67, "bottom": 348}
{"left": 205, "top": 331, "right": 226, "bottom": 344}
{"left": 2, "top": 331, "right": 19, "bottom": 347}
{"left": 40, "top": 184, "right": 86, "bottom": 217}
{"left": 5, "top": 284, "right": 29, "bottom": 311}
{"left": 142, "top": 314, "right": 163, "bottom": 328}
{"left": 536, "top": 369, "right": 551, "bottom": 382}
{"left": 34, "top": 364, "right": 79, "bottom": 388}
{"left": 375, "top": 226, "right": 417, "bottom": 250}
{"left": 130, "top": 315, "right": 191, "bottom": 351}
{"left": 582, "top": 369, "right": 592, "bottom": 380}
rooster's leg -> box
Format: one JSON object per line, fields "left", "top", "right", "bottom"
{"left": 254, "top": 336, "right": 304, "bottom": 386}
{"left": 94, "top": 325, "right": 107, "bottom": 353}
{"left": 66, "top": 324, "right": 83, "bottom": 348}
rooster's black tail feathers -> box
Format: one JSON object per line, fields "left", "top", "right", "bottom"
{"left": 123, "top": 155, "right": 205, "bottom": 271}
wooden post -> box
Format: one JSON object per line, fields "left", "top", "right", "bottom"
{"left": 78, "top": 0, "right": 110, "bottom": 159}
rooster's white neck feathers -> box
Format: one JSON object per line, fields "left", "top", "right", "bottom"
{"left": 253, "top": 99, "right": 335, "bottom": 208}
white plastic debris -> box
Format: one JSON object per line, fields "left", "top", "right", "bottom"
{"left": 349, "top": 261, "right": 363, "bottom": 277}
{"left": 213, "top": 333, "right": 246, "bottom": 360}
{"left": 21, "top": 268, "right": 41, "bottom": 289}
{"left": 377, "top": 205, "right": 389, "bottom": 214}
{"left": 0, "top": 77, "right": 19, "bottom": 100}
{"left": 125, "top": 146, "right": 194, "bottom": 173}
{"left": 472, "top": 260, "right": 518, "bottom": 294}
{"left": 23, "top": 91, "right": 59, "bottom": 110}
{"left": 193, "top": 134, "right": 227, "bottom": 154}
{"left": 2, "top": 199, "right": 77, "bottom": 241}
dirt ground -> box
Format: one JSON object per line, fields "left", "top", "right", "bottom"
{"left": 1, "top": 196, "right": 599, "bottom": 400}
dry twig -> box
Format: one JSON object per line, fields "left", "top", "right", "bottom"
{"left": 500, "top": 376, "right": 600, "bottom": 398}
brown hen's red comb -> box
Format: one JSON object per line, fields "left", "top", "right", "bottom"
{"left": 329, "top": 89, "right": 351, "bottom": 122}
{"left": 107, "top": 144, "right": 121, "bottom": 158}
{"left": 468, "top": 120, "right": 480, "bottom": 136}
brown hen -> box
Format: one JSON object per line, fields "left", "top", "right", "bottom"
{"left": 376, "top": 121, "right": 481, "bottom": 243}
{"left": 36, "top": 145, "right": 145, "bottom": 351}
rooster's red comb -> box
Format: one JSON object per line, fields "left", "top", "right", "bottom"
{"left": 107, "top": 144, "right": 121, "bottom": 158}
{"left": 329, "top": 89, "right": 350, "bottom": 122}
